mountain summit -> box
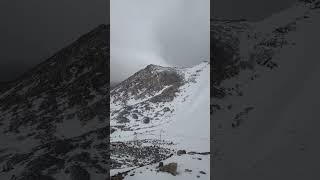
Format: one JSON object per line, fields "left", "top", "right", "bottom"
{"left": 110, "top": 61, "right": 210, "bottom": 178}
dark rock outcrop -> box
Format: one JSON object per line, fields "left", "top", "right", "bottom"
{"left": 177, "top": 150, "right": 186, "bottom": 156}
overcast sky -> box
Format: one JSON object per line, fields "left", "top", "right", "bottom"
{"left": 0, "top": 0, "right": 108, "bottom": 81}
{"left": 111, "top": 0, "right": 210, "bottom": 82}
{"left": 0, "top": 0, "right": 297, "bottom": 82}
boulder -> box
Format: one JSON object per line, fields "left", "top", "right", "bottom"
{"left": 159, "top": 162, "right": 178, "bottom": 176}
{"left": 143, "top": 117, "right": 150, "bottom": 124}
{"left": 158, "top": 162, "right": 164, "bottom": 168}
{"left": 177, "top": 150, "right": 186, "bottom": 156}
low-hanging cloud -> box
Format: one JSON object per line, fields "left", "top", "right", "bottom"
{"left": 111, "top": 0, "right": 209, "bottom": 82}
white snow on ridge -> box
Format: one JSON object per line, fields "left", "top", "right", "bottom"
{"left": 161, "top": 62, "right": 210, "bottom": 151}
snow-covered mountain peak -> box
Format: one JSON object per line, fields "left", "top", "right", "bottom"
{"left": 110, "top": 61, "right": 210, "bottom": 137}
{"left": 111, "top": 62, "right": 209, "bottom": 108}
{"left": 110, "top": 61, "right": 210, "bottom": 178}
{"left": 111, "top": 64, "right": 184, "bottom": 107}
{"left": 144, "top": 63, "right": 174, "bottom": 71}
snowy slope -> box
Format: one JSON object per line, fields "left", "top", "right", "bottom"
{"left": 213, "top": 1, "right": 320, "bottom": 179}
{"left": 0, "top": 25, "right": 110, "bottom": 180}
{"left": 110, "top": 62, "right": 210, "bottom": 179}
{"left": 123, "top": 153, "right": 210, "bottom": 180}
{"left": 110, "top": 62, "right": 210, "bottom": 144}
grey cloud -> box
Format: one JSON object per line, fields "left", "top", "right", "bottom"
{"left": 111, "top": 0, "right": 210, "bottom": 82}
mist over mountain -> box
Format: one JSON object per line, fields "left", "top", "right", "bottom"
{"left": 111, "top": 0, "right": 209, "bottom": 82}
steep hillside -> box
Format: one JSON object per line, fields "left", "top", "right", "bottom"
{"left": 213, "top": 1, "right": 320, "bottom": 179}
{"left": 0, "top": 25, "right": 110, "bottom": 180}
{"left": 110, "top": 62, "right": 210, "bottom": 179}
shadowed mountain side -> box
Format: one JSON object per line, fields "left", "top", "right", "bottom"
{"left": 0, "top": 24, "right": 111, "bottom": 179}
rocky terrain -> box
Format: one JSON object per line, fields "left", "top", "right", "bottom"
{"left": 0, "top": 24, "right": 110, "bottom": 179}
{"left": 212, "top": 0, "right": 320, "bottom": 179}
{"left": 3, "top": 0, "right": 318, "bottom": 179}
{"left": 110, "top": 62, "right": 210, "bottom": 179}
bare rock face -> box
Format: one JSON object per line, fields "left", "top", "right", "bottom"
{"left": 111, "top": 64, "right": 184, "bottom": 105}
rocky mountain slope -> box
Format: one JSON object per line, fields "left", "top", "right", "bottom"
{"left": 212, "top": 0, "right": 320, "bottom": 179}
{"left": 110, "top": 62, "right": 210, "bottom": 179}
{"left": 0, "top": 24, "right": 110, "bottom": 180}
